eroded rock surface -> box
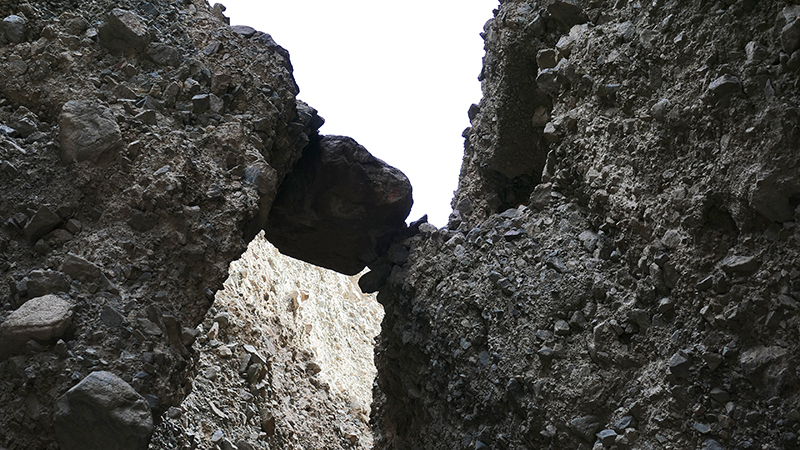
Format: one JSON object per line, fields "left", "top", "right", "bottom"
{"left": 374, "top": 1, "right": 800, "bottom": 449}
{"left": 265, "top": 135, "right": 413, "bottom": 275}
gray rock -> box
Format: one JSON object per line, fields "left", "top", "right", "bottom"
{"left": 669, "top": 351, "right": 692, "bottom": 379}
{"left": 529, "top": 183, "right": 552, "bottom": 211}
{"left": 264, "top": 135, "right": 413, "bottom": 275}
{"left": 26, "top": 270, "right": 69, "bottom": 298}
{"left": 147, "top": 43, "right": 181, "bottom": 67}
{"left": 192, "top": 94, "right": 210, "bottom": 114}
{"left": 2, "top": 15, "right": 26, "bottom": 43}
{"left": 702, "top": 439, "right": 725, "bottom": 450}
{"left": 59, "top": 100, "right": 122, "bottom": 163}
{"left": 54, "top": 371, "right": 153, "bottom": 450}
{"left": 651, "top": 98, "right": 670, "bottom": 120}
{"left": 231, "top": 25, "right": 257, "bottom": 38}
{"left": 597, "top": 429, "right": 617, "bottom": 446}
{"left": 547, "top": 0, "right": 588, "bottom": 27}
{"left": 782, "top": 16, "right": 800, "bottom": 55}
{"left": 64, "top": 17, "right": 90, "bottom": 36}
{"left": 569, "top": 415, "right": 601, "bottom": 443}
{"left": 554, "top": 319, "right": 570, "bottom": 336}
{"left": 707, "top": 75, "right": 741, "bottom": 98}
{"left": 578, "top": 230, "right": 599, "bottom": 252}
{"left": 0, "top": 295, "right": 72, "bottom": 359}
{"left": 61, "top": 253, "right": 101, "bottom": 281}
{"left": 24, "top": 205, "right": 61, "bottom": 241}
{"left": 100, "top": 305, "right": 125, "bottom": 328}
{"left": 98, "top": 9, "right": 151, "bottom": 53}
{"left": 536, "top": 68, "right": 560, "bottom": 96}
{"left": 719, "top": 255, "right": 760, "bottom": 275}
{"left": 537, "top": 48, "right": 557, "bottom": 69}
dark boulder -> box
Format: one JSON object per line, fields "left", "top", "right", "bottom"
{"left": 264, "top": 135, "right": 412, "bottom": 275}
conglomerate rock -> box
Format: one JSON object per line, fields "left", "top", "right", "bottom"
{"left": 373, "top": 1, "right": 800, "bottom": 449}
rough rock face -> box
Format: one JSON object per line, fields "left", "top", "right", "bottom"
{"left": 0, "top": 1, "right": 322, "bottom": 448}
{"left": 374, "top": 1, "right": 800, "bottom": 449}
{"left": 265, "top": 135, "right": 413, "bottom": 275}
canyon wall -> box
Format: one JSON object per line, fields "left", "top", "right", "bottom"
{"left": 373, "top": 1, "right": 800, "bottom": 449}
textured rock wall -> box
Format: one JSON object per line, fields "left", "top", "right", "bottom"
{"left": 0, "top": 1, "right": 319, "bottom": 448}
{"left": 374, "top": 1, "right": 800, "bottom": 449}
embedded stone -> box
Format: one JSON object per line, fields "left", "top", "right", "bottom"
{"left": 59, "top": 100, "right": 122, "bottom": 163}
{"left": 0, "top": 295, "right": 73, "bottom": 359}
{"left": 54, "top": 371, "right": 153, "bottom": 450}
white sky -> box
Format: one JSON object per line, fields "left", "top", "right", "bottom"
{"left": 220, "top": 1, "right": 497, "bottom": 227}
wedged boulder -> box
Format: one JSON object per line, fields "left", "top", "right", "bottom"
{"left": 54, "top": 371, "right": 153, "bottom": 450}
{"left": 59, "top": 100, "right": 122, "bottom": 163}
{"left": 264, "top": 135, "right": 413, "bottom": 275}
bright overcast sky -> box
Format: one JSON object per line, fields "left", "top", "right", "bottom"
{"left": 220, "top": 1, "right": 498, "bottom": 227}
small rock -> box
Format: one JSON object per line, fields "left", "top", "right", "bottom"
{"left": 61, "top": 253, "right": 101, "bottom": 281}
{"left": 569, "top": 415, "right": 601, "bottom": 443}
{"left": 231, "top": 25, "right": 257, "bottom": 38}
{"left": 578, "top": 230, "right": 599, "bottom": 252}
{"left": 782, "top": 15, "right": 800, "bottom": 54}
{"left": 719, "top": 255, "right": 760, "bottom": 275}
{"left": 597, "top": 429, "right": 617, "bottom": 446}
{"left": 65, "top": 218, "right": 82, "bottom": 234}
{"left": 707, "top": 75, "right": 741, "bottom": 98}
{"left": 709, "top": 387, "right": 730, "bottom": 403}
{"left": 543, "top": 122, "right": 559, "bottom": 143}
{"left": 669, "top": 351, "right": 692, "bottom": 379}
{"left": 2, "top": 15, "right": 26, "bottom": 43}
{"left": 530, "top": 183, "right": 553, "bottom": 211}
{"left": 64, "top": 17, "right": 90, "bottom": 36}
{"left": 147, "top": 43, "right": 181, "bottom": 67}
{"left": 651, "top": 98, "right": 670, "bottom": 120}
{"left": 134, "top": 110, "right": 157, "bottom": 125}
{"left": 54, "top": 371, "right": 153, "bottom": 450}
{"left": 532, "top": 105, "right": 550, "bottom": 127}
{"left": 702, "top": 438, "right": 725, "bottom": 450}
{"left": 59, "top": 100, "right": 122, "bottom": 163}
{"left": 211, "top": 429, "right": 224, "bottom": 443}
{"left": 703, "top": 352, "right": 724, "bottom": 371}
{"left": 547, "top": 0, "right": 588, "bottom": 27}
{"left": 192, "top": 94, "right": 210, "bottom": 114}
{"left": 537, "top": 48, "right": 557, "bottom": 69}
{"left": 100, "top": 305, "right": 125, "bottom": 328}
{"left": 536, "top": 69, "right": 560, "bottom": 96}
{"left": 0, "top": 295, "right": 73, "bottom": 359}
{"left": 554, "top": 319, "right": 570, "bottom": 336}
{"left": 693, "top": 422, "right": 712, "bottom": 434}
{"left": 24, "top": 205, "right": 62, "bottom": 241}
{"left": 26, "top": 270, "right": 69, "bottom": 297}
{"left": 98, "top": 8, "right": 151, "bottom": 53}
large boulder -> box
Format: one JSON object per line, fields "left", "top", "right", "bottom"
{"left": 59, "top": 100, "right": 122, "bottom": 163}
{"left": 0, "top": 295, "right": 72, "bottom": 359}
{"left": 54, "top": 371, "right": 153, "bottom": 450}
{"left": 264, "top": 135, "right": 413, "bottom": 275}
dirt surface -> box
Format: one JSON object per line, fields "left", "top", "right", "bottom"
{"left": 374, "top": 1, "right": 800, "bottom": 449}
